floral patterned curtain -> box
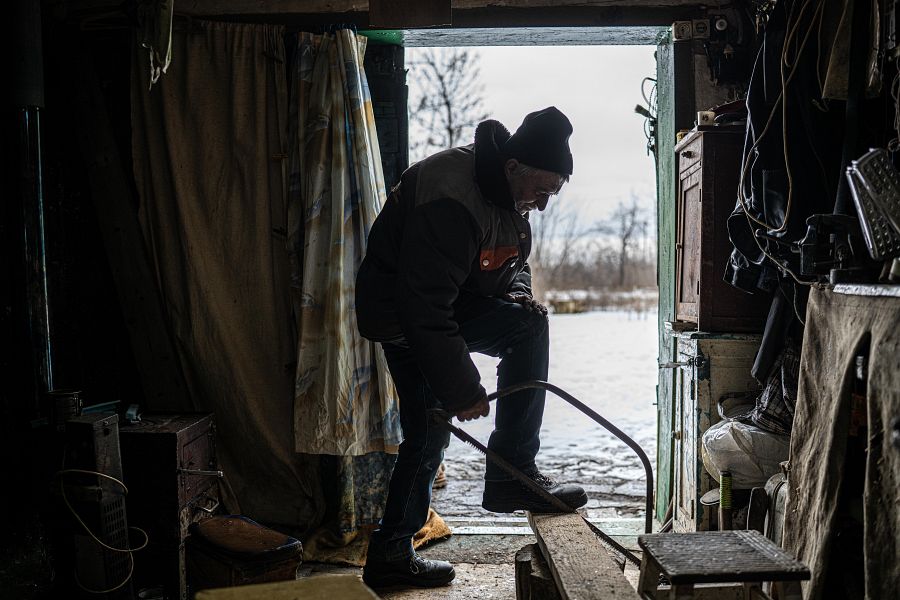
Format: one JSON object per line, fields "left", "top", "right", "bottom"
{"left": 288, "top": 30, "right": 402, "bottom": 537}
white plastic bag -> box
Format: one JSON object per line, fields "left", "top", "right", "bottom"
{"left": 701, "top": 419, "right": 791, "bottom": 489}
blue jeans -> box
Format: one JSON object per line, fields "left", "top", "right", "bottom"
{"left": 368, "top": 294, "right": 549, "bottom": 561}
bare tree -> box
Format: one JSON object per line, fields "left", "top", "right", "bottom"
{"left": 530, "top": 202, "right": 587, "bottom": 291}
{"left": 596, "top": 196, "right": 650, "bottom": 288}
{"left": 407, "top": 48, "right": 489, "bottom": 162}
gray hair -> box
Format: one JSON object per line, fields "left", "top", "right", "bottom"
{"left": 510, "top": 162, "right": 570, "bottom": 184}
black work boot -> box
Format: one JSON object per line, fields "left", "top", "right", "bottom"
{"left": 482, "top": 470, "right": 588, "bottom": 513}
{"left": 363, "top": 553, "right": 456, "bottom": 588}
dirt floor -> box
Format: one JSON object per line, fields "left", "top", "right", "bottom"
{"left": 300, "top": 534, "right": 529, "bottom": 599}
{"left": 298, "top": 312, "right": 660, "bottom": 598}
{"left": 300, "top": 519, "right": 646, "bottom": 599}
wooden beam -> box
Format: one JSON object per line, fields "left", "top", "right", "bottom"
{"left": 71, "top": 0, "right": 702, "bottom": 14}
{"left": 528, "top": 513, "right": 640, "bottom": 600}
{"left": 369, "top": 0, "right": 451, "bottom": 28}
{"left": 69, "top": 0, "right": 703, "bottom": 28}
{"left": 400, "top": 26, "right": 666, "bottom": 47}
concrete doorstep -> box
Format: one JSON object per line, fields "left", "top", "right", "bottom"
{"left": 262, "top": 514, "right": 653, "bottom": 600}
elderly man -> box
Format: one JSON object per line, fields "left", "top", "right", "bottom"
{"left": 356, "top": 107, "right": 587, "bottom": 588}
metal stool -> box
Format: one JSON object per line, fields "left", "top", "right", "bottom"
{"left": 637, "top": 531, "right": 810, "bottom": 599}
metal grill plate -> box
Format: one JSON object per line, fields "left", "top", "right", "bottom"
{"left": 638, "top": 530, "right": 810, "bottom": 585}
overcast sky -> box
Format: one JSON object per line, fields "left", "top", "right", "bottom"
{"left": 407, "top": 45, "right": 658, "bottom": 225}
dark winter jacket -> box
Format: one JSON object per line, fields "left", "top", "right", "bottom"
{"left": 355, "top": 120, "right": 533, "bottom": 411}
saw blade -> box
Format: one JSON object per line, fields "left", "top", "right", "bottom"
{"left": 430, "top": 410, "right": 641, "bottom": 568}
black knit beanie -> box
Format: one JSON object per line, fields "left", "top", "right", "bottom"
{"left": 503, "top": 106, "right": 574, "bottom": 176}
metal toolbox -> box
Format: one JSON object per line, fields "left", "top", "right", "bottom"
{"left": 119, "top": 413, "right": 220, "bottom": 600}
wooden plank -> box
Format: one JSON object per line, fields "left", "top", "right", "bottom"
{"left": 195, "top": 574, "right": 378, "bottom": 600}
{"left": 72, "top": 53, "right": 190, "bottom": 411}
{"left": 453, "top": 0, "right": 699, "bottom": 6}
{"left": 517, "top": 543, "right": 563, "bottom": 600}
{"left": 72, "top": 0, "right": 703, "bottom": 15}
{"left": 71, "top": 0, "right": 699, "bottom": 29}
{"left": 370, "top": 0, "right": 451, "bottom": 28}
{"left": 400, "top": 27, "right": 665, "bottom": 47}
{"left": 528, "top": 513, "right": 639, "bottom": 600}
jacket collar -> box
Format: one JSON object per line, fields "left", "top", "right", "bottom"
{"left": 473, "top": 120, "right": 515, "bottom": 210}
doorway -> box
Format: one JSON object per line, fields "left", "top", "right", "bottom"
{"left": 401, "top": 42, "right": 660, "bottom": 528}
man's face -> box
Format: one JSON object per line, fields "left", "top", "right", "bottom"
{"left": 505, "top": 160, "right": 565, "bottom": 215}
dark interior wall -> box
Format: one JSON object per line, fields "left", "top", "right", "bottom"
{"left": 2, "top": 8, "right": 145, "bottom": 590}
{"left": 40, "top": 30, "right": 144, "bottom": 405}
{"left": 7, "top": 27, "right": 407, "bottom": 425}
{"left": 3, "top": 24, "right": 144, "bottom": 414}
{"left": 3, "top": 16, "right": 405, "bottom": 593}
{"left": 363, "top": 42, "right": 408, "bottom": 190}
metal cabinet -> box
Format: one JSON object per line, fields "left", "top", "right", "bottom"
{"left": 120, "top": 413, "right": 220, "bottom": 600}
{"left": 670, "top": 331, "right": 761, "bottom": 532}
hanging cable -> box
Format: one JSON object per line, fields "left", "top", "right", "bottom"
{"left": 55, "top": 469, "right": 150, "bottom": 594}
{"left": 889, "top": 56, "right": 900, "bottom": 152}
{"left": 779, "top": 0, "right": 821, "bottom": 236}
{"left": 733, "top": 0, "right": 828, "bottom": 290}
{"left": 636, "top": 77, "right": 658, "bottom": 156}
{"left": 736, "top": 0, "right": 825, "bottom": 235}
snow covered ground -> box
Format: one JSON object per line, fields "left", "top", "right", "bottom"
{"left": 433, "top": 310, "right": 659, "bottom": 520}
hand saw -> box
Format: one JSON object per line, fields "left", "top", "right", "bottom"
{"left": 429, "top": 391, "right": 646, "bottom": 569}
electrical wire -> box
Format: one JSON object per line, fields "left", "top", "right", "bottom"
{"left": 889, "top": 56, "right": 900, "bottom": 152}
{"left": 728, "top": 0, "right": 826, "bottom": 331}
{"left": 814, "top": 0, "right": 828, "bottom": 100}
{"left": 56, "top": 470, "right": 149, "bottom": 553}
{"left": 779, "top": 0, "right": 822, "bottom": 239}
{"left": 642, "top": 76, "right": 657, "bottom": 108}
{"left": 640, "top": 77, "right": 658, "bottom": 155}
{"left": 75, "top": 554, "right": 134, "bottom": 595}
{"left": 55, "top": 469, "right": 150, "bottom": 594}
{"left": 736, "top": 0, "right": 825, "bottom": 236}
{"left": 736, "top": 0, "right": 828, "bottom": 292}
{"left": 777, "top": 277, "right": 807, "bottom": 326}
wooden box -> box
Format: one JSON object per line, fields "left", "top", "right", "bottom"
{"left": 186, "top": 516, "right": 302, "bottom": 591}
{"left": 119, "top": 413, "right": 220, "bottom": 600}
{"left": 674, "top": 128, "right": 769, "bottom": 332}
{"left": 671, "top": 331, "right": 761, "bottom": 532}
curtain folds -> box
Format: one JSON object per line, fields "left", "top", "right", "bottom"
{"left": 131, "top": 21, "right": 322, "bottom": 529}
{"left": 130, "top": 22, "right": 400, "bottom": 539}
{"left": 289, "top": 30, "right": 401, "bottom": 457}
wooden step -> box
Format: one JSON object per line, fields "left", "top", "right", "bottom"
{"left": 516, "top": 543, "right": 562, "bottom": 600}
{"left": 527, "top": 513, "right": 640, "bottom": 600}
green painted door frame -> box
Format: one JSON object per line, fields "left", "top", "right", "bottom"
{"left": 365, "top": 28, "right": 730, "bottom": 522}
{"left": 654, "top": 33, "right": 695, "bottom": 520}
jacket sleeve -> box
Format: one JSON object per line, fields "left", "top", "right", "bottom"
{"left": 397, "top": 198, "right": 485, "bottom": 412}
{"left": 506, "top": 262, "right": 533, "bottom": 296}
